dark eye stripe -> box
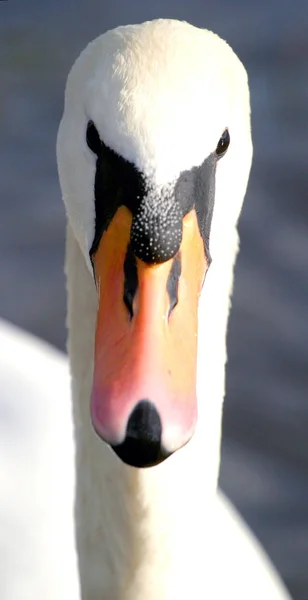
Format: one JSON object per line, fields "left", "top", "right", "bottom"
{"left": 167, "top": 254, "right": 181, "bottom": 318}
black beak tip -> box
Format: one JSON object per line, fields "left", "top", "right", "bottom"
{"left": 111, "top": 399, "right": 170, "bottom": 468}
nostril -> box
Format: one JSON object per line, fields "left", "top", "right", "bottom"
{"left": 111, "top": 400, "right": 169, "bottom": 468}
{"left": 167, "top": 253, "right": 181, "bottom": 317}
{"left": 123, "top": 243, "right": 138, "bottom": 319}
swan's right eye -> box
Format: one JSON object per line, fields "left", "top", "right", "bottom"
{"left": 86, "top": 121, "right": 102, "bottom": 156}
{"left": 215, "top": 128, "right": 230, "bottom": 158}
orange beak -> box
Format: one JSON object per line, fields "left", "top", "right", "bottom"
{"left": 90, "top": 206, "right": 207, "bottom": 466}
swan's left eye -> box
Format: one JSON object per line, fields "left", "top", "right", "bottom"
{"left": 215, "top": 129, "right": 230, "bottom": 158}
{"left": 86, "top": 120, "right": 102, "bottom": 156}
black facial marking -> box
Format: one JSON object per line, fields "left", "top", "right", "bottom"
{"left": 167, "top": 254, "right": 181, "bottom": 317}
{"left": 192, "top": 153, "right": 216, "bottom": 265}
{"left": 89, "top": 120, "right": 222, "bottom": 266}
{"left": 123, "top": 244, "right": 138, "bottom": 319}
{"left": 89, "top": 139, "right": 145, "bottom": 257}
{"left": 174, "top": 152, "right": 217, "bottom": 264}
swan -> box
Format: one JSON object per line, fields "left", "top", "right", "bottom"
{"left": 56, "top": 18, "right": 292, "bottom": 600}
{"left": 56, "top": 18, "right": 293, "bottom": 599}
{"left": 0, "top": 17, "right": 291, "bottom": 600}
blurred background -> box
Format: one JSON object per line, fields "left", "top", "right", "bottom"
{"left": 1, "top": 1, "right": 308, "bottom": 598}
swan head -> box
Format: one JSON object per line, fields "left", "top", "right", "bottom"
{"left": 57, "top": 19, "right": 252, "bottom": 468}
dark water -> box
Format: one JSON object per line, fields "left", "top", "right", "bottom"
{"left": 1, "top": 1, "right": 308, "bottom": 597}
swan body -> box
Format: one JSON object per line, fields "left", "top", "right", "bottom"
{"left": 0, "top": 319, "right": 79, "bottom": 599}
{"left": 0, "top": 17, "right": 291, "bottom": 600}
